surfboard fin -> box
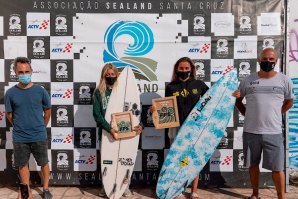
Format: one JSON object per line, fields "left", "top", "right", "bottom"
{"left": 183, "top": 180, "right": 188, "bottom": 192}
{"left": 112, "top": 183, "right": 117, "bottom": 193}
{"left": 102, "top": 167, "right": 107, "bottom": 176}
{"left": 125, "top": 169, "right": 130, "bottom": 179}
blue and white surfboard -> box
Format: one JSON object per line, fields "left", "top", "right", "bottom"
{"left": 156, "top": 68, "right": 238, "bottom": 199}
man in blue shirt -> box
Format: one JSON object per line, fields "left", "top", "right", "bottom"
{"left": 5, "top": 57, "right": 52, "bottom": 199}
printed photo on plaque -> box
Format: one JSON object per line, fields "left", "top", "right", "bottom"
{"left": 152, "top": 96, "right": 180, "bottom": 129}
{"left": 111, "top": 111, "right": 135, "bottom": 139}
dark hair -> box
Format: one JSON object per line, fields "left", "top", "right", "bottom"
{"left": 171, "top": 57, "right": 196, "bottom": 82}
{"left": 13, "top": 57, "right": 32, "bottom": 72}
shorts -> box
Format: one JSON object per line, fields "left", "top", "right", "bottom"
{"left": 13, "top": 141, "right": 49, "bottom": 167}
{"left": 243, "top": 132, "right": 284, "bottom": 171}
{"left": 168, "top": 127, "right": 179, "bottom": 139}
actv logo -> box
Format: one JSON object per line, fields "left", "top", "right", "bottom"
{"left": 103, "top": 20, "right": 157, "bottom": 82}
{"left": 28, "top": 20, "right": 49, "bottom": 29}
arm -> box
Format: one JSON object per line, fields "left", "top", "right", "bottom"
{"left": 43, "top": 108, "right": 51, "bottom": 126}
{"left": 6, "top": 112, "right": 13, "bottom": 125}
{"left": 282, "top": 99, "right": 294, "bottom": 113}
{"left": 93, "top": 91, "right": 112, "bottom": 132}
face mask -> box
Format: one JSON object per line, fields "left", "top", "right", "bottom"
{"left": 176, "top": 71, "right": 190, "bottom": 81}
{"left": 18, "top": 74, "right": 31, "bottom": 84}
{"left": 260, "top": 61, "right": 275, "bottom": 72}
{"left": 105, "top": 77, "right": 117, "bottom": 85}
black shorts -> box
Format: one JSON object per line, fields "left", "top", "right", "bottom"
{"left": 13, "top": 141, "right": 49, "bottom": 167}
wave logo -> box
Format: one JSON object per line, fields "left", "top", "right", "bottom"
{"left": 103, "top": 21, "right": 157, "bottom": 81}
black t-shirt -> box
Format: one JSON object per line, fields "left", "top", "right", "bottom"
{"left": 165, "top": 78, "right": 209, "bottom": 124}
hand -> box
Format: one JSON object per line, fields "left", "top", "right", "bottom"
{"left": 232, "top": 90, "right": 241, "bottom": 98}
{"left": 150, "top": 105, "right": 157, "bottom": 112}
{"left": 109, "top": 128, "right": 118, "bottom": 140}
{"left": 133, "top": 125, "right": 143, "bottom": 135}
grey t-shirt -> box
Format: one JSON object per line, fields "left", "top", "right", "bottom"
{"left": 239, "top": 72, "right": 294, "bottom": 134}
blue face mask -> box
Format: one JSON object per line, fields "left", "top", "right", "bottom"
{"left": 18, "top": 74, "right": 31, "bottom": 84}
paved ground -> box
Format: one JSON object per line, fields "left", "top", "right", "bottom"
{"left": 0, "top": 185, "right": 297, "bottom": 199}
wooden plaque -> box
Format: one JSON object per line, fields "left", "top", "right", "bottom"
{"left": 152, "top": 96, "right": 180, "bottom": 129}
{"left": 111, "top": 111, "right": 136, "bottom": 139}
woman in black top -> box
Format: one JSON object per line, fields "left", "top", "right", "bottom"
{"left": 165, "top": 57, "right": 209, "bottom": 199}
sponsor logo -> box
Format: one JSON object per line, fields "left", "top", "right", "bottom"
{"left": 239, "top": 16, "right": 252, "bottom": 32}
{"left": 103, "top": 160, "right": 113, "bottom": 165}
{"left": 33, "top": 39, "right": 45, "bottom": 57}
{"left": 56, "top": 108, "right": 69, "bottom": 124}
{"left": 52, "top": 43, "right": 73, "bottom": 53}
{"left": 119, "top": 158, "right": 134, "bottom": 166}
{"left": 52, "top": 89, "right": 73, "bottom": 98}
{"left": 147, "top": 153, "right": 158, "bottom": 170}
{"left": 237, "top": 42, "right": 253, "bottom": 53}
{"left": 239, "top": 62, "right": 251, "bottom": 77}
{"left": 250, "top": 81, "right": 259, "bottom": 86}
{"left": 9, "top": 62, "right": 17, "bottom": 80}
{"left": 263, "top": 38, "right": 274, "bottom": 49}
{"left": 52, "top": 134, "right": 72, "bottom": 143}
{"left": 57, "top": 152, "right": 69, "bottom": 170}
{"left": 197, "top": 95, "right": 211, "bottom": 112}
{"left": 28, "top": 19, "right": 49, "bottom": 30}
{"left": 195, "top": 62, "right": 205, "bottom": 78}
{"left": 216, "top": 39, "right": 228, "bottom": 55}
{"left": 56, "top": 62, "right": 68, "bottom": 78}
{"left": 79, "top": 131, "right": 91, "bottom": 147}
{"left": 193, "top": 15, "right": 205, "bottom": 33}
{"left": 9, "top": 14, "right": 21, "bottom": 34}
{"left": 103, "top": 21, "right": 157, "bottom": 81}
{"left": 75, "top": 155, "right": 95, "bottom": 164}
{"left": 212, "top": 70, "right": 223, "bottom": 75}
{"left": 238, "top": 151, "right": 248, "bottom": 171}
{"left": 55, "top": 15, "right": 67, "bottom": 34}
{"left": 79, "top": 86, "right": 91, "bottom": 104}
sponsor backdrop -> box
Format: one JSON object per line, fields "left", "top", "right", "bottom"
{"left": 0, "top": 0, "right": 286, "bottom": 186}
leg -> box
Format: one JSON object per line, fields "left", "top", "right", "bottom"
{"left": 19, "top": 164, "right": 33, "bottom": 199}
{"left": 249, "top": 165, "right": 260, "bottom": 198}
{"left": 41, "top": 163, "right": 50, "bottom": 190}
{"left": 190, "top": 176, "right": 199, "bottom": 199}
{"left": 13, "top": 143, "right": 32, "bottom": 199}
{"left": 191, "top": 176, "right": 199, "bottom": 193}
{"left": 262, "top": 134, "right": 285, "bottom": 199}
{"left": 272, "top": 171, "right": 285, "bottom": 199}
{"left": 242, "top": 132, "right": 262, "bottom": 199}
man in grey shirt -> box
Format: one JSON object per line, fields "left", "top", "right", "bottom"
{"left": 233, "top": 48, "right": 294, "bottom": 199}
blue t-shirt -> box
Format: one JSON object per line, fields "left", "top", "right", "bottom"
{"left": 5, "top": 84, "right": 51, "bottom": 142}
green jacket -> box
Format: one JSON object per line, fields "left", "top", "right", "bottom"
{"left": 93, "top": 89, "right": 112, "bottom": 133}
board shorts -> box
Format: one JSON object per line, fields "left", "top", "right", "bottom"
{"left": 13, "top": 141, "right": 49, "bottom": 167}
{"left": 243, "top": 132, "right": 284, "bottom": 171}
{"left": 168, "top": 127, "right": 179, "bottom": 139}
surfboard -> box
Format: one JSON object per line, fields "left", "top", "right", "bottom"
{"left": 156, "top": 68, "right": 238, "bottom": 199}
{"left": 101, "top": 66, "right": 141, "bottom": 199}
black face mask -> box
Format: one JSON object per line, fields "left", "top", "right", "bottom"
{"left": 105, "top": 77, "right": 117, "bottom": 85}
{"left": 176, "top": 71, "right": 191, "bottom": 81}
{"left": 260, "top": 61, "right": 275, "bottom": 72}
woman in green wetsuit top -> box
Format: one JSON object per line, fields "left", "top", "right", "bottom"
{"left": 93, "top": 63, "right": 143, "bottom": 197}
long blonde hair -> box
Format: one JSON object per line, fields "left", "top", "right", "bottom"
{"left": 97, "top": 63, "right": 119, "bottom": 97}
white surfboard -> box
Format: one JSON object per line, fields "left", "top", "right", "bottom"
{"left": 101, "top": 66, "right": 141, "bottom": 199}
